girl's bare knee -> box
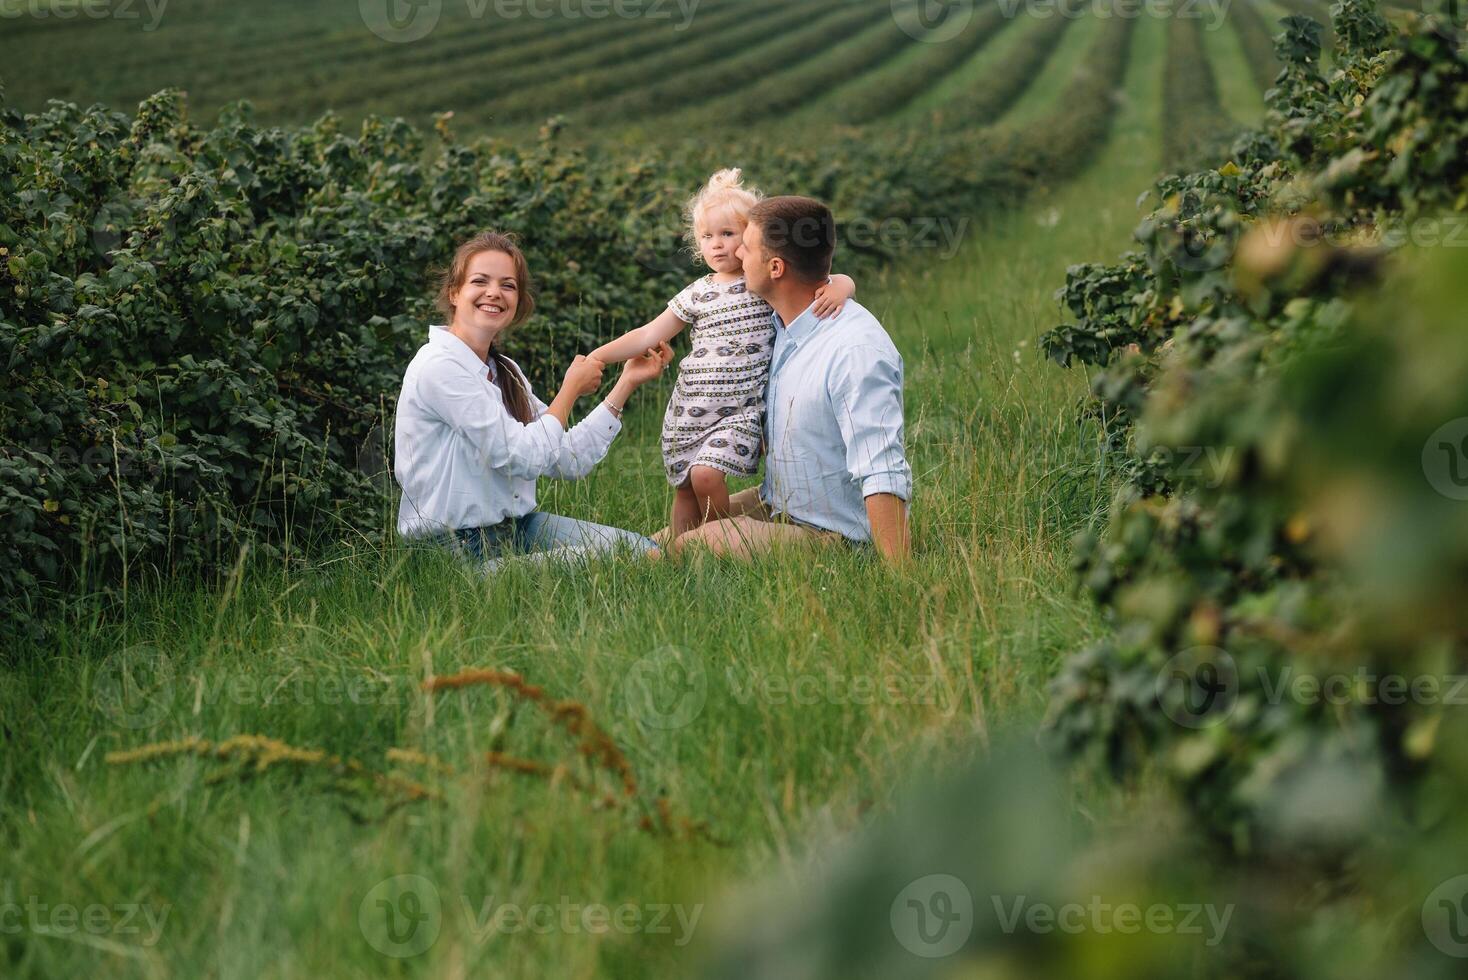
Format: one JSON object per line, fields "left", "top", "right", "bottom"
{"left": 689, "top": 465, "right": 726, "bottom": 498}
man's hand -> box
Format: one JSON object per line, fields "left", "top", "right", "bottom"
{"left": 865, "top": 493, "right": 909, "bottom": 563}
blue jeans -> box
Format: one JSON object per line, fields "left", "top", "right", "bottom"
{"left": 446, "top": 512, "right": 657, "bottom": 569}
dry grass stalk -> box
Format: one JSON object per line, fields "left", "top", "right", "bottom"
{"left": 385, "top": 747, "right": 456, "bottom": 776}
{"left": 424, "top": 667, "right": 719, "bottom": 840}
{"left": 106, "top": 734, "right": 437, "bottom": 805}
{"left": 423, "top": 668, "right": 637, "bottom": 797}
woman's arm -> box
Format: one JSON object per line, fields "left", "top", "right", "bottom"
{"left": 420, "top": 356, "right": 603, "bottom": 480}
{"left": 541, "top": 355, "right": 604, "bottom": 428}
{"left": 590, "top": 308, "right": 688, "bottom": 364}
{"left": 603, "top": 342, "right": 672, "bottom": 414}
{"left": 516, "top": 355, "right": 604, "bottom": 429}
{"left": 548, "top": 343, "right": 674, "bottom": 480}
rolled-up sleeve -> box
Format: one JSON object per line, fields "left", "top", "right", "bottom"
{"left": 417, "top": 361, "right": 566, "bottom": 480}
{"left": 829, "top": 345, "right": 912, "bottom": 501}
{"left": 548, "top": 402, "right": 622, "bottom": 480}
{"left": 518, "top": 365, "right": 621, "bottom": 480}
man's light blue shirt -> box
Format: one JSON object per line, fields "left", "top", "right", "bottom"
{"left": 760, "top": 298, "right": 912, "bottom": 542}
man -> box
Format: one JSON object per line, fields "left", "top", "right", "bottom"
{"left": 672, "top": 195, "right": 912, "bottom": 562}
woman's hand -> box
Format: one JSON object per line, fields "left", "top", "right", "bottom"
{"left": 562, "top": 354, "right": 606, "bottom": 397}
{"left": 621, "top": 342, "right": 673, "bottom": 387}
{"left": 604, "top": 343, "right": 672, "bottom": 417}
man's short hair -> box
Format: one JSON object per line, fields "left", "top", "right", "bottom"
{"left": 748, "top": 195, "right": 835, "bottom": 284}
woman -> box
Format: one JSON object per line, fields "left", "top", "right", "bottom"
{"left": 394, "top": 231, "right": 671, "bottom": 565}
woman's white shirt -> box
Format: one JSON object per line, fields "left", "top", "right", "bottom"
{"left": 394, "top": 325, "right": 621, "bottom": 537}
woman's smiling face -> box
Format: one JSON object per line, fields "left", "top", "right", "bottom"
{"left": 450, "top": 250, "right": 519, "bottom": 334}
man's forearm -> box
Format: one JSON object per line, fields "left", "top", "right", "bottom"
{"left": 865, "top": 493, "right": 909, "bottom": 562}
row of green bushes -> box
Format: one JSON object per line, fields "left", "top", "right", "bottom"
{"left": 827, "top": 0, "right": 1019, "bottom": 124}
{"left": 572, "top": 0, "right": 890, "bottom": 125}
{"left": 1041, "top": 0, "right": 1468, "bottom": 890}
{"left": 924, "top": 11, "right": 1077, "bottom": 130}
{"left": 1161, "top": 5, "right": 1234, "bottom": 168}
{"left": 1231, "top": 0, "right": 1286, "bottom": 88}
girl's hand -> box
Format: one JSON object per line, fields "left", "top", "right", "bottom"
{"left": 563, "top": 354, "right": 605, "bottom": 397}
{"left": 813, "top": 273, "right": 856, "bottom": 318}
{"left": 621, "top": 343, "right": 673, "bottom": 387}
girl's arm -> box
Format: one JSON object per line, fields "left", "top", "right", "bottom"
{"left": 812, "top": 273, "right": 856, "bottom": 319}
{"left": 547, "top": 344, "right": 674, "bottom": 481}
{"left": 590, "top": 308, "right": 689, "bottom": 364}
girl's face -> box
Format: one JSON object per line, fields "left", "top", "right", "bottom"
{"left": 449, "top": 250, "right": 519, "bottom": 336}
{"left": 696, "top": 207, "right": 745, "bottom": 275}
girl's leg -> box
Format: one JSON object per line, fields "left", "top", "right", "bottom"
{"left": 689, "top": 465, "right": 731, "bottom": 524}
{"left": 670, "top": 480, "right": 703, "bottom": 538}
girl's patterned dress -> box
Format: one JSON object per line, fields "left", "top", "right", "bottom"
{"left": 661, "top": 273, "right": 775, "bottom": 486}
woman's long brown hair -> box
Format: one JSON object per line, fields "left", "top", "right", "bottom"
{"left": 435, "top": 231, "right": 536, "bottom": 424}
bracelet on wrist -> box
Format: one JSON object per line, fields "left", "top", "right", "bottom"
{"left": 605, "top": 400, "right": 623, "bottom": 420}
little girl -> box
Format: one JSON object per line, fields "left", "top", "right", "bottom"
{"left": 590, "top": 168, "right": 855, "bottom": 537}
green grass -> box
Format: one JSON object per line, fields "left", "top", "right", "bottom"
{"left": 0, "top": 11, "right": 1174, "bottom": 979}
{"left": 1204, "top": 11, "right": 1268, "bottom": 125}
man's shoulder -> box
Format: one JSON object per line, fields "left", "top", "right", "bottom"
{"left": 828, "top": 300, "right": 898, "bottom": 354}
{"left": 815, "top": 301, "right": 901, "bottom": 370}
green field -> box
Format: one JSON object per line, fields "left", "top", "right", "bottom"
{"left": 12, "top": 0, "right": 1465, "bottom": 977}
{"left": 0, "top": 19, "right": 1173, "bottom": 968}
{"left": 0, "top": 0, "right": 1272, "bottom": 138}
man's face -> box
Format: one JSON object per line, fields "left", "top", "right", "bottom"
{"left": 739, "top": 220, "right": 772, "bottom": 298}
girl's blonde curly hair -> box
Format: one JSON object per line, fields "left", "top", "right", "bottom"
{"left": 683, "top": 168, "right": 763, "bottom": 253}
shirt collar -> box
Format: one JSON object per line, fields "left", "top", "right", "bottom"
{"left": 772, "top": 299, "right": 823, "bottom": 340}
{"left": 429, "top": 324, "right": 493, "bottom": 379}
